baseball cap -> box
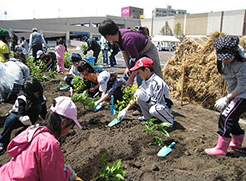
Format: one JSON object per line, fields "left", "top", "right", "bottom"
{"left": 36, "top": 50, "right": 43, "bottom": 58}
{"left": 32, "top": 27, "right": 38, "bottom": 32}
{"left": 214, "top": 35, "right": 239, "bottom": 61}
{"left": 97, "top": 70, "right": 110, "bottom": 92}
{"left": 50, "top": 96, "right": 82, "bottom": 129}
{"left": 130, "top": 57, "right": 154, "bottom": 71}
{"left": 67, "top": 53, "right": 82, "bottom": 62}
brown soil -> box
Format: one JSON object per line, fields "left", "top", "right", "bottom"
{"left": 0, "top": 74, "right": 246, "bottom": 181}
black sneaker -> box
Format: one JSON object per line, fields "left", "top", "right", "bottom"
{"left": 0, "top": 143, "right": 6, "bottom": 155}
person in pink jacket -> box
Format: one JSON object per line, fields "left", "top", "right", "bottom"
{"left": 55, "top": 38, "right": 66, "bottom": 74}
{"left": 0, "top": 96, "right": 82, "bottom": 181}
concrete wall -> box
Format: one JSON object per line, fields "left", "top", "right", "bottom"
{"left": 0, "top": 16, "right": 140, "bottom": 45}
{"left": 222, "top": 10, "right": 245, "bottom": 36}
{"left": 185, "top": 13, "right": 208, "bottom": 36}
{"left": 207, "top": 12, "right": 222, "bottom": 35}
{"left": 141, "top": 9, "right": 246, "bottom": 37}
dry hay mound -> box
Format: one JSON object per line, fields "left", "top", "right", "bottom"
{"left": 163, "top": 32, "right": 246, "bottom": 110}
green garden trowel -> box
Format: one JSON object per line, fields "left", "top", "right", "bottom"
{"left": 157, "top": 142, "right": 176, "bottom": 157}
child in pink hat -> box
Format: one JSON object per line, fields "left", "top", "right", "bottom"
{"left": 0, "top": 96, "right": 82, "bottom": 181}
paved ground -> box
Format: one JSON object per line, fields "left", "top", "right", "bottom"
{"left": 104, "top": 50, "right": 175, "bottom": 74}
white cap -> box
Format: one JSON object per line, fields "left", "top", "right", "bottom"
{"left": 36, "top": 50, "right": 43, "bottom": 58}
{"left": 97, "top": 70, "right": 110, "bottom": 92}
{"left": 32, "top": 27, "right": 38, "bottom": 32}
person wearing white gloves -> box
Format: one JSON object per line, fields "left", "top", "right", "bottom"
{"left": 205, "top": 36, "right": 246, "bottom": 156}
{"left": 0, "top": 78, "right": 47, "bottom": 155}
{"left": 118, "top": 57, "right": 174, "bottom": 125}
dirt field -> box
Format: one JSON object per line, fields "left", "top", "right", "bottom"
{"left": 0, "top": 74, "right": 246, "bottom": 181}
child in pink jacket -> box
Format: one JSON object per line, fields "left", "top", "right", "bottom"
{"left": 0, "top": 96, "right": 82, "bottom": 181}
{"left": 55, "top": 38, "right": 66, "bottom": 73}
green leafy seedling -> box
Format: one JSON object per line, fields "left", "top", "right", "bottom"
{"left": 93, "top": 152, "right": 128, "bottom": 181}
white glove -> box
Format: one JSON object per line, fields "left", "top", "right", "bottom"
{"left": 65, "top": 164, "right": 77, "bottom": 181}
{"left": 94, "top": 100, "right": 100, "bottom": 107}
{"left": 134, "top": 89, "right": 149, "bottom": 102}
{"left": 214, "top": 96, "right": 230, "bottom": 111}
{"left": 118, "top": 108, "right": 127, "bottom": 120}
{"left": 19, "top": 116, "right": 32, "bottom": 126}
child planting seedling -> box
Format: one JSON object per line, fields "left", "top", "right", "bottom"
{"left": 117, "top": 57, "right": 174, "bottom": 125}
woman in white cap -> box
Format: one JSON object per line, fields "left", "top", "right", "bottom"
{"left": 205, "top": 35, "right": 246, "bottom": 156}
{"left": 0, "top": 96, "right": 82, "bottom": 181}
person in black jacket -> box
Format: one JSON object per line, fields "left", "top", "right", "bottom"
{"left": 0, "top": 78, "right": 47, "bottom": 155}
{"left": 82, "top": 36, "right": 100, "bottom": 64}
{"left": 108, "top": 41, "right": 119, "bottom": 67}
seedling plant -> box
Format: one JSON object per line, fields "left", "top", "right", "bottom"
{"left": 93, "top": 152, "right": 128, "bottom": 181}
{"left": 145, "top": 118, "right": 172, "bottom": 148}
{"left": 72, "top": 91, "right": 95, "bottom": 110}
{"left": 116, "top": 85, "right": 137, "bottom": 111}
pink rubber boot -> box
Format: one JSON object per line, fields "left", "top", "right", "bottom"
{"left": 229, "top": 134, "right": 244, "bottom": 148}
{"left": 205, "top": 135, "right": 231, "bottom": 156}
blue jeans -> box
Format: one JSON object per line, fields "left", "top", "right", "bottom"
{"left": 123, "top": 59, "right": 142, "bottom": 86}
{"left": 0, "top": 113, "right": 23, "bottom": 148}
{"left": 102, "top": 49, "right": 108, "bottom": 64}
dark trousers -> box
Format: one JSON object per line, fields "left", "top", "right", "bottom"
{"left": 32, "top": 43, "right": 42, "bottom": 62}
{"left": 0, "top": 104, "right": 42, "bottom": 148}
{"left": 109, "top": 51, "right": 118, "bottom": 67}
{"left": 102, "top": 49, "right": 109, "bottom": 64}
{"left": 218, "top": 98, "right": 246, "bottom": 138}
{"left": 0, "top": 113, "right": 24, "bottom": 148}
{"left": 93, "top": 48, "right": 100, "bottom": 64}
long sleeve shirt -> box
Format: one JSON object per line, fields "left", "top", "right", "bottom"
{"left": 117, "top": 29, "right": 148, "bottom": 60}
{"left": 139, "top": 73, "right": 170, "bottom": 106}
{"left": 29, "top": 32, "right": 47, "bottom": 47}
{"left": 223, "top": 59, "right": 246, "bottom": 99}
{"left": 55, "top": 44, "right": 65, "bottom": 59}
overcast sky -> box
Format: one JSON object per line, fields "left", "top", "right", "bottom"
{"left": 0, "top": 0, "right": 246, "bottom": 20}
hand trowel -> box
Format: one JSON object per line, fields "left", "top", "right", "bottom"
{"left": 157, "top": 142, "right": 176, "bottom": 157}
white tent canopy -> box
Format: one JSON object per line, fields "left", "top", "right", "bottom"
{"left": 151, "top": 35, "right": 180, "bottom": 43}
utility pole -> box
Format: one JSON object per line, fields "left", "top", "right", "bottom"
{"left": 220, "top": 11, "right": 224, "bottom": 32}
{"left": 4, "top": 11, "right": 7, "bottom": 20}
{"left": 151, "top": 10, "right": 154, "bottom": 36}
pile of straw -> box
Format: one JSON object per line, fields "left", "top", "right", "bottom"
{"left": 163, "top": 32, "right": 246, "bottom": 109}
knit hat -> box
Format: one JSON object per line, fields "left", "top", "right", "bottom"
{"left": 50, "top": 96, "right": 82, "bottom": 129}
{"left": 214, "top": 35, "right": 239, "bottom": 61}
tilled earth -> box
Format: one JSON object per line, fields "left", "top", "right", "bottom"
{"left": 0, "top": 75, "right": 246, "bottom": 181}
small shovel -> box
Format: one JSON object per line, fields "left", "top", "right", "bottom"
{"left": 59, "top": 85, "right": 70, "bottom": 90}
{"left": 93, "top": 103, "right": 103, "bottom": 112}
{"left": 76, "top": 176, "right": 83, "bottom": 181}
{"left": 110, "top": 95, "right": 116, "bottom": 115}
{"left": 108, "top": 117, "right": 122, "bottom": 127}
{"left": 157, "top": 142, "right": 176, "bottom": 157}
